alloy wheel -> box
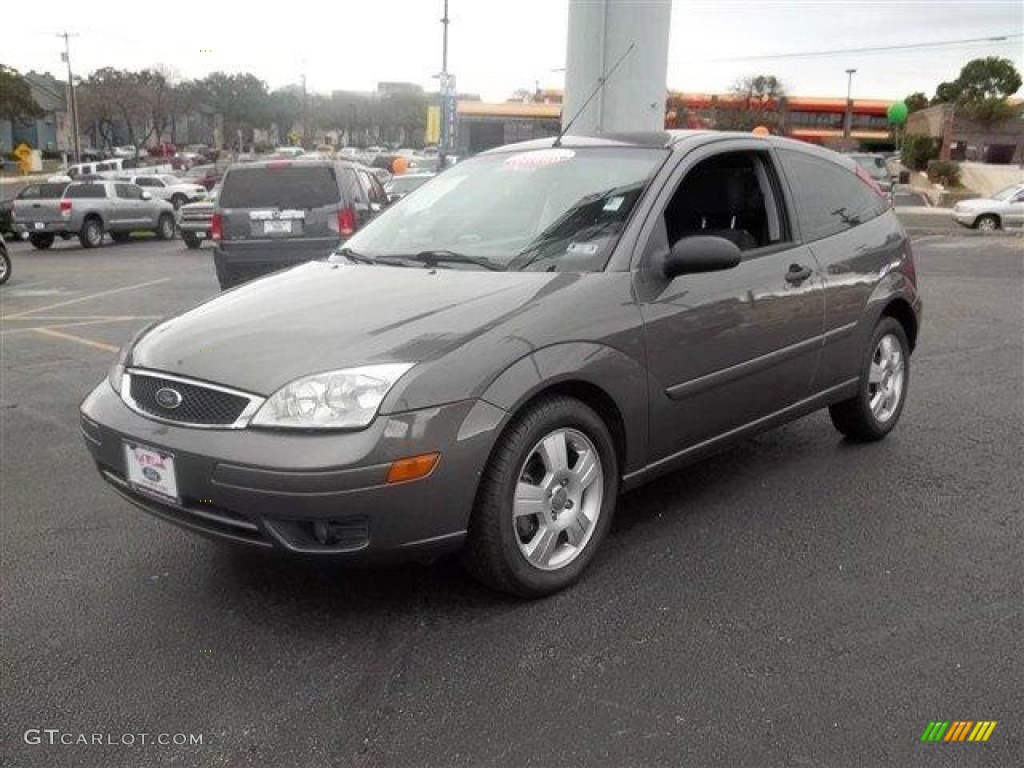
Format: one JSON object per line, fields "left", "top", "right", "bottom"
{"left": 868, "top": 333, "right": 905, "bottom": 423}
{"left": 513, "top": 428, "right": 604, "bottom": 571}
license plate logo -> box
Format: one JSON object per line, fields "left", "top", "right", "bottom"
{"left": 124, "top": 442, "right": 179, "bottom": 502}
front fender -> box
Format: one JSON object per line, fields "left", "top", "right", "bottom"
{"left": 478, "top": 342, "right": 649, "bottom": 475}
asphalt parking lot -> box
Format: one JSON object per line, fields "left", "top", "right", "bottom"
{"left": 1, "top": 232, "right": 1021, "bottom": 767}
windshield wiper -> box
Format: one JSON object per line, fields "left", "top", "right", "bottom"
{"left": 400, "top": 250, "right": 505, "bottom": 271}
{"left": 333, "top": 247, "right": 410, "bottom": 267}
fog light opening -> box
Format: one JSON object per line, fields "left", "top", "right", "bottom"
{"left": 386, "top": 452, "right": 440, "bottom": 484}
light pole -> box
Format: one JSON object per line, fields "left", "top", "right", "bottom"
{"left": 58, "top": 31, "right": 82, "bottom": 163}
{"left": 843, "top": 68, "right": 857, "bottom": 143}
{"left": 438, "top": 0, "right": 451, "bottom": 171}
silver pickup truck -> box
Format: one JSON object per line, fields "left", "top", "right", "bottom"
{"left": 14, "top": 180, "right": 176, "bottom": 250}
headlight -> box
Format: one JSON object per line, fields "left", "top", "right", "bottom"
{"left": 250, "top": 363, "right": 414, "bottom": 429}
{"left": 108, "top": 322, "right": 159, "bottom": 394}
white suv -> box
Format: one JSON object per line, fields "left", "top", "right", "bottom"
{"left": 119, "top": 174, "right": 207, "bottom": 209}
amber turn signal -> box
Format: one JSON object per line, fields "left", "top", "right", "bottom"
{"left": 386, "top": 452, "right": 440, "bottom": 484}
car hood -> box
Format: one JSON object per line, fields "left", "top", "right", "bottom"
{"left": 129, "top": 261, "right": 564, "bottom": 396}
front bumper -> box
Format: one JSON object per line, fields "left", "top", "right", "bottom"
{"left": 80, "top": 380, "right": 505, "bottom": 562}
{"left": 952, "top": 210, "right": 977, "bottom": 227}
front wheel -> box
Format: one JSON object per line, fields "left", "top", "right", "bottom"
{"left": 461, "top": 396, "right": 618, "bottom": 597}
{"left": 79, "top": 218, "right": 103, "bottom": 248}
{"left": 0, "top": 251, "right": 10, "bottom": 284}
{"left": 155, "top": 214, "right": 175, "bottom": 240}
{"left": 829, "top": 317, "right": 911, "bottom": 442}
{"left": 974, "top": 214, "right": 1000, "bottom": 231}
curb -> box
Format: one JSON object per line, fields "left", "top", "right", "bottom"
{"left": 906, "top": 227, "right": 1023, "bottom": 238}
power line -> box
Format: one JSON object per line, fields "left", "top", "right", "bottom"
{"left": 704, "top": 32, "right": 1023, "bottom": 63}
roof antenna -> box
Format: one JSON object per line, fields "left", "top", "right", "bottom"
{"left": 553, "top": 42, "right": 636, "bottom": 147}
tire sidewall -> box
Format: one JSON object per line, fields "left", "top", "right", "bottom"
{"left": 852, "top": 318, "right": 911, "bottom": 439}
{"left": 157, "top": 215, "right": 174, "bottom": 240}
{"left": 489, "top": 400, "right": 619, "bottom": 595}
{"left": 81, "top": 219, "right": 102, "bottom": 248}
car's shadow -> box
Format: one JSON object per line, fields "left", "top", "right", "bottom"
{"left": 204, "top": 421, "right": 825, "bottom": 624}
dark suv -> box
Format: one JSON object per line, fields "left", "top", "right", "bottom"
{"left": 212, "top": 158, "right": 388, "bottom": 289}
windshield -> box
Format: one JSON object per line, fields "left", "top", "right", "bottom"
{"left": 389, "top": 175, "right": 433, "bottom": 194}
{"left": 337, "top": 146, "right": 667, "bottom": 272}
{"left": 991, "top": 185, "right": 1022, "bottom": 201}
{"left": 219, "top": 165, "right": 340, "bottom": 209}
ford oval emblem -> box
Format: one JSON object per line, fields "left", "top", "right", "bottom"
{"left": 142, "top": 467, "right": 161, "bottom": 482}
{"left": 155, "top": 387, "right": 183, "bottom": 410}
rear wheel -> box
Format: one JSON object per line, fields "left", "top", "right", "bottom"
{"left": 182, "top": 231, "right": 201, "bottom": 249}
{"left": 29, "top": 233, "right": 55, "bottom": 250}
{"left": 155, "top": 214, "right": 175, "bottom": 240}
{"left": 0, "top": 250, "right": 10, "bottom": 284}
{"left": 829, "top": 317, "right": 910, "bottom": 442}
{"left": 461, "top": 396, "right": 618, "bottom": 597}
{"left": 974, "top": 214, "right": 1000, "bottom": 231}
{"left": 79, "top": 218, "right": 103, "bottom": 248}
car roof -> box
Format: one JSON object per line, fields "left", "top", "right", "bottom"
{"left": 228, "top": 158, "right": 358, "bottom": 171}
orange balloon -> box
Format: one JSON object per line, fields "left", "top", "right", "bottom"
{"left": 752, "top": 125, "right": 770, "bottom": 136}
{"left": 392, "top": 156, "right": 409, "bottom": 174}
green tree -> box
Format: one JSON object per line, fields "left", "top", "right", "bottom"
{"left": 0, "top": 65, "right": 43, "bottom": 121}
{"left": 904, "top": 92, "right": 928, "bottom": 113}
{"left": 193, "top": 72, "right": 271, "bottom": 147}
{"left": 931, "top": 57, "right": 1022, "bottom": 124}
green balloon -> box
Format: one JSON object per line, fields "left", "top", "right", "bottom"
{"left": 887, "top": 102, "right": 909, "bottom": 125}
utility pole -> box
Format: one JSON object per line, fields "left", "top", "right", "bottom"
{"left": 57, "top": 31, "right": 82, "bottom": 164}
{"left": 301, "top": 61, "right": 308, "bottom": 149}
{"left": 843, "top": 68, "right": 857, "bottom": 144}
{"left": 438, "top": 0, "right": 451, "bottom": 171}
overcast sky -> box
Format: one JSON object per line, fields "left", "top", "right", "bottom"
{"left": 8, "top": 0, "right": 1023, "bottom": 102}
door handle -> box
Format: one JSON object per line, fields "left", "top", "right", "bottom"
{"left": 785, "top": 264, "right": 813, "bottom": 284}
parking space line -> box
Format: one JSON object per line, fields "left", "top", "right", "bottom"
{"left": 33, "top": 327, "right": 120, "bottom": 353}
{"left": 3, "top": 278, "right": 170, "bottom": 319}
{"left": 3, "top": 315, "right": 161, "bottom": 322}
{"left": 2, "top": 318, "right": 153, "bottom": 337}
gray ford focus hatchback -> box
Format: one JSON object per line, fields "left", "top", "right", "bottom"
{"left": 82, "top": 132, "right": 921, "bottom": 597}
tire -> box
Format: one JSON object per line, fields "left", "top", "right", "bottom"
{"left": 110, "top": 232, "right": 131, "bottom": 244}
{"left": 461, "top": 396, "right": 619, "bottom": 597}
{"left": 182, "top": 231, "right": 201, "bottom": 249}
{"left": 974, "top": 214, "right": 1000, "bottom": 231}
{"left": 829, "top": 317, "right": 911, "bottom": 442}
{"left": 155, "top": 214, "right": 175, "bottom": 240}
{"left": 0, "top": 251, "right": 10, "bottom": 285}
{"left": 170, "top": 194, "right": 186, "bottom": 210}
{"left": 29, "top": 233, "right": 55, "bottom": 250}
{"left": 79, "top": 218, "right": 103, "bottom": 249}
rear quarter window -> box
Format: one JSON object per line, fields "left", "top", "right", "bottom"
{"left": 64, "top": 184, "right": 107, "bottom": 199}
{"left": 779, "top": 149, "right": 887, "bottom": 242}
{"left": 219, "top": 166, "right": 342, "bottom": 209}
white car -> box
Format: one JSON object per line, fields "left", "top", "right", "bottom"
{"left": 952, "top": 183, "right": 1024, "bottom": 231}
{"left": 118, "top": 174, "right": 207, "bottom": 209}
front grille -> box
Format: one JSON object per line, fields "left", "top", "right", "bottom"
{"left": 128, "top": 372, "right": 251, "bottom": 426}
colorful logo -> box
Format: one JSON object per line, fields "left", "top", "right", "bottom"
{"left": 920, "top": 721, "right": 997, "bottom": 742}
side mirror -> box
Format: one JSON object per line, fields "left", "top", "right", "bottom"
{"left": 662, "top": 236, "right": 742, "bottom": 280}
{"left": 140, "top": 191, "right": 153, "bottom": 200}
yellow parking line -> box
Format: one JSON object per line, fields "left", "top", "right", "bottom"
{"left": 33, "top": 327, "right": 120, "bottom": 353}
{"left": 4, "top": 278, "right": 170, "bottom": 319}
{"left": 1, "top": 318, "right": 148, "bottom": 336}
{"left": 3, "top": 315, "right": 161, "bottom": 322}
